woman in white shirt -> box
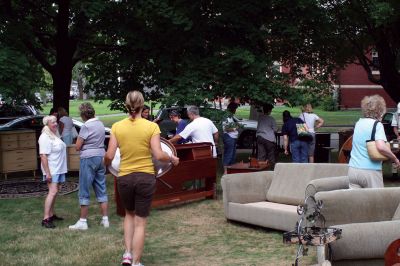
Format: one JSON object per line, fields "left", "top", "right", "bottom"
{"left": 299, "top": 103, "right": 324, "bottom": 163}
{"left": 58, "top": 107, "right": 74, "bottom": 145}
{"left": 39, "top": 115, "right": 68, "bottom": 228}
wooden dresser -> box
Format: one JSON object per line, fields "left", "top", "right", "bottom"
{"left": 0, "top": 129, "right": 37, "bottom": 179}
{"left": 67, "top": 145, "right": 80, "bottom": 171}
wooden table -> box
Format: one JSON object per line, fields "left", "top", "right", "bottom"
{"left": 226, "top": 161, "right": 269, "bottom": 174}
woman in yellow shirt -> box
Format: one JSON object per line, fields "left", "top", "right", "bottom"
{"left": 105, "top": 91, "right": 179, "bottom": 266}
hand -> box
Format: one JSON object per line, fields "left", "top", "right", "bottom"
{"left": 170, "top": 155, "right": 180, "bottom": 166}
{"left": 397, "top": 136, "right": 400, "bottom": 140}
{"left": 46, "top": 174, "right": 52, "bottom": 183}
{"left": 394, "top": 159, "right": 400, "bottom": 169}
{"left": 284, "top": 149, "right": 289, "bottom": 155}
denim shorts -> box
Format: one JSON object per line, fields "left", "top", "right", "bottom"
{"left": 42, "top": 173, "right": 66, "bottom": 183}
{"left": 79, "top": 156, "right": 108, "bottom": 206}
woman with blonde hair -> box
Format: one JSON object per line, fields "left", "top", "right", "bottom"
{"left": 39, "top": 115, "right": 68, "bottom": 228}
{"left": 105, "top": 90, "right": 179, "bottom": 266}
{"left": 58, "top": 107, "right": 74, "bottom": 145}
{"left": 299, "top": 103, "right": 324, "bottom": 162}
{"left": 349, "top": 95, "right": 400, "bottom": 188}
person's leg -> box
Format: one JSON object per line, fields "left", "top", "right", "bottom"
{"left": 124, "top": 210, "right": 136, "bottom": 255}
{"left": 92, "top": 157, "right": 109, "bottom": 226}
{"left": 223, "top": 134, "right": 235, "bottom": 174}
{"left": 308, "top": 134, "right": 316, "bottom": 163}
{"left": 230, "top": 138, "right": 237, "bottom": 165}
{"left": 44, "top": 182, "right": 59, "bottom": 220}
{"left": 290, "top": 141, "right": 300, "bottom": 163}
{"left": 132, "top": 215, "right": 147, "bottom": 264}
{"left": 300, "top": 141, "right": 309, "bottom": 163}
{"left": 265, "top": 140, "right": 276, "bottom": 166}
{"left": 257, "top": 136, "right": 267, "bottom": 161}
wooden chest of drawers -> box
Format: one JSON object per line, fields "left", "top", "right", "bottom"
{"left": 0, "top": 129, "right": 37, "bottom": 179}
{"left": 67, "top": 145, "right": 80, "bottom": 171}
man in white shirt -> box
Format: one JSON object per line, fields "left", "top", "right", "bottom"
{"left": 169, "top": 106, "right": 219, "bottom": 157}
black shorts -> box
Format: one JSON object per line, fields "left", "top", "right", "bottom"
{"left": 117, "top": 172, "right": 156, "bottom": 217}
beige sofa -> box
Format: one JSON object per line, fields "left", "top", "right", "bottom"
{"left": 315, "top": 187, "right": 400, "bottom": 266}
{"left": 221, "top": 163, "right": 349, "bottom": 232}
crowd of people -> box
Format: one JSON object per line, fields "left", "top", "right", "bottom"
{"left": 37, "top": 91, "right": 400, "bottom": 265}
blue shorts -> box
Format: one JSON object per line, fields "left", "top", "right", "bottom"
{"left": 79, "top": 156, "right": 108, "bottom": 206}
{"left": 43, "top": 174, "right": 66, "bottom": 183}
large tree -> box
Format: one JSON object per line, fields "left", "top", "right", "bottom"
{"left": 268, "top": 0, "right": 400, "bottom": 102}
{"left": 1, "top": 0, "right": 120, "bottom": 111}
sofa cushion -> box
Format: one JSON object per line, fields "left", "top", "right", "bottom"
{"left": 266, "top": 163, "right": 348, "bottom": 206}
{"left": 228, "top": 201, "right": 298, "bottom": 231}
{"left": 392, "top": 202, "right": 400, "bottom": 220}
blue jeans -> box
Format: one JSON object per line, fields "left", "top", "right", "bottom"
{"left": 79, "top": 156, "right": 108, "bottom": 206}
{"left": 290, "top": 140, "right": 309, "bottom": 163}
{"left": 223, "top": 133, "right": 237, "bottom": 166}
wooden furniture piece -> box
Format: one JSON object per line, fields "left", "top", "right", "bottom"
{"left": 226, "top": 160, "right": 269, "bottom": 174}
{"left": 0, "top": 129, "right": 37, "bottom": 179}
{"left": 67, "top": 145, "right": 80, "bottom": 171}
{"left": 114, "top": 142, "right": 217, "bottom": 216}
{"left": 385, "top": 239, "right": 400, "bottom": 266}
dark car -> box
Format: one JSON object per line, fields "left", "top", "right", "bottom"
{"left": 382, "top": 112, "right": 397, "bottom": 141}
{"left": 0, "top": 115, "right": 111, "bottom": 148}
{"left": 154, "top": 107, "right": 258, "bottom": 148}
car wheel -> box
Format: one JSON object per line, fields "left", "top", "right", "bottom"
{"left": 238, "top": 131, "right": 256, "bottom": 149}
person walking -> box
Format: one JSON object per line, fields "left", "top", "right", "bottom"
{"left": 39, "top": 115, "right": 68, "bottom": 228}
{"left": 349, "top": 95, "right": 400, "bottom": 188}
{"left": 282, "top": 110, "right": 309, "bottom": 163}
{"left": 104, "top": 91, "right": 179, "bottom": 266}
{"left": 58, "top": 107, "right": 74, "bottom": 145}
{"left": 256, "top": 104, "right": 277, "bottom": 167}
{"left": 299, "top": 103, "right": 324, "bottom": 163}
{"left": 69, "top": 102, "right": 109, "bottom": 230}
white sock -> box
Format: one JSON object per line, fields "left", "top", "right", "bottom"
{"left": 79, "top": 218, "right": 87, "bottom": 223}
{"left": 102, "top": 216, "right": 109, "bottom": 221}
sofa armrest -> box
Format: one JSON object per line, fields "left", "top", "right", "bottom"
{"left": 329, "top": 220, "right": 400, "bottom": 261}
{"left": 306, "top": 176, "right": 349, "bottom": 197}
{"left": 221, "top": 171, "right": 274, "bottom": 218}
{"left": 315, "top": 188, "right": 400, "bottom": 226}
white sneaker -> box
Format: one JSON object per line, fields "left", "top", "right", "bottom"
{"left": 100, "top": 219, "right": 110, "bottom": 228}
{"left": 68, "top": 220, "right": 88, "bottom": 230}
{"left": 132, "top": 263, "right": 144, "bottom": 266}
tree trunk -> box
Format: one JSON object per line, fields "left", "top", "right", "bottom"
{"left": 52, "top": 64, "right": 73, "bottom": 113}
{"left": 77, "top": 75, "right": 84, "bottom": 100}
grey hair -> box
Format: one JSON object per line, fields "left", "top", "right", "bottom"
{"left": 42, "top": 115, "right": 59, "bottom": 140}
{"left": 361, "top": 95, "right": 386, "bottom": 119}
{"left": 79, "top": 102, "right": 95, "bottom": 121}
{"left": 187, "top": 105, "right": 199, "bottom": 116}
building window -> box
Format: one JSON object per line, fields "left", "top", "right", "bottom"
{"left": 371, "top": 50, "right": 379, "bottom": 74}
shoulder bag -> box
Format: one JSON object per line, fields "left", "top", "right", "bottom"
{"left": 366, "top": 120, "right": 390, "bottom": 161}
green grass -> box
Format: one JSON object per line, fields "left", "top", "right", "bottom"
{"left": 0, "top": 174, "right": 316, "bottom": 266}
{"left": 42, "top": 100, "right": 122, "bottom": 117}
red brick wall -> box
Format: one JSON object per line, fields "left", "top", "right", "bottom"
{"left": 339, "top": 88, "right": 396, "bottom": 109}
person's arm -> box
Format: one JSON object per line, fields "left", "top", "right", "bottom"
{"left": 59, "top": 121, "right": 64, "bottom": 134}
{"left": 283, "top": 135, "right": 289, "bottom": 155}
{"left": 213, "top": 131, "right": 219, "bottom": 144}
{"left": 315, "top": 117, "right": 324, "bottom": 129}
{"left": 40, "top": 154, "right": 52, "bottom": 182}
{"left": 394, "top": 127, "right": 400, "bottom": 139}
{"left": 150, "top": 134, "right": 179, "bottom": 165}
{"left": 75, "top": 137, "right": 84, "bottom": 151}
{"left": 376, "top": 140, "right": 400, "bottom": 167}
{"left": 169, "top": 134, "right": 183, "bottom": 144}
{"left": 104, "top": 134, "right": 118, "bottom": 166}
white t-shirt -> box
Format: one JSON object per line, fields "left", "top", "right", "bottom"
{"left": 179, "top": 117, "right": 219, "bottom": 157}
{"left": 391, "top": 113, "right": 400, "bottom": 129}
{"left": 223, "top": 117, "right": 239, "bottom": 139}
{"left": 38, "top": 133, "right": 68, "bottom": 175}
{"left": 59, "top": 116, "right": 74, "bottom": 136}
{"left": 299, "top": 112, "right": 320, "bottom": 133}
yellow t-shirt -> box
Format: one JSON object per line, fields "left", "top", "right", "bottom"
{"left": 111, "top": 117, "right": 161, "bottom": 176}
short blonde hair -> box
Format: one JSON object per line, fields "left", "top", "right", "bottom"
{"left": 43, "top": 115, "right": 57, "bottom": 126}
{"left": 361, "top": 95, "right": 386, "bottom": 119}
{"left": 125, "top": 90, "right": 144, "bottom": 115}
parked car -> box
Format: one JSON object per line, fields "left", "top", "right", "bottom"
{"left": 381, "top": 112, "right": 397, "bottom": 141}
{"left": 0, "top": 115, "right": 111, "bottom": 148}
{"left": 154, "top": 107, "right": 258, "bottom": 148}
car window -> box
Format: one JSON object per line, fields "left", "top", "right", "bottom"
{"left": 382, "top": 113, "right": 393, "bottom": 124}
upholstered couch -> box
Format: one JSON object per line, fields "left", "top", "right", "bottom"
{"left": 315, "top": 187, "right": 400, "bottom": 266}
{"left": 221, "top": 163, "right": 349, "bottom": 232}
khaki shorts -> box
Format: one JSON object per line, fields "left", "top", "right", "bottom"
{"left": 348, "top": 167, "right": 383, "bottom": 189}
{"left": 117, "top": 172, "right": 156, "bottom": 217}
